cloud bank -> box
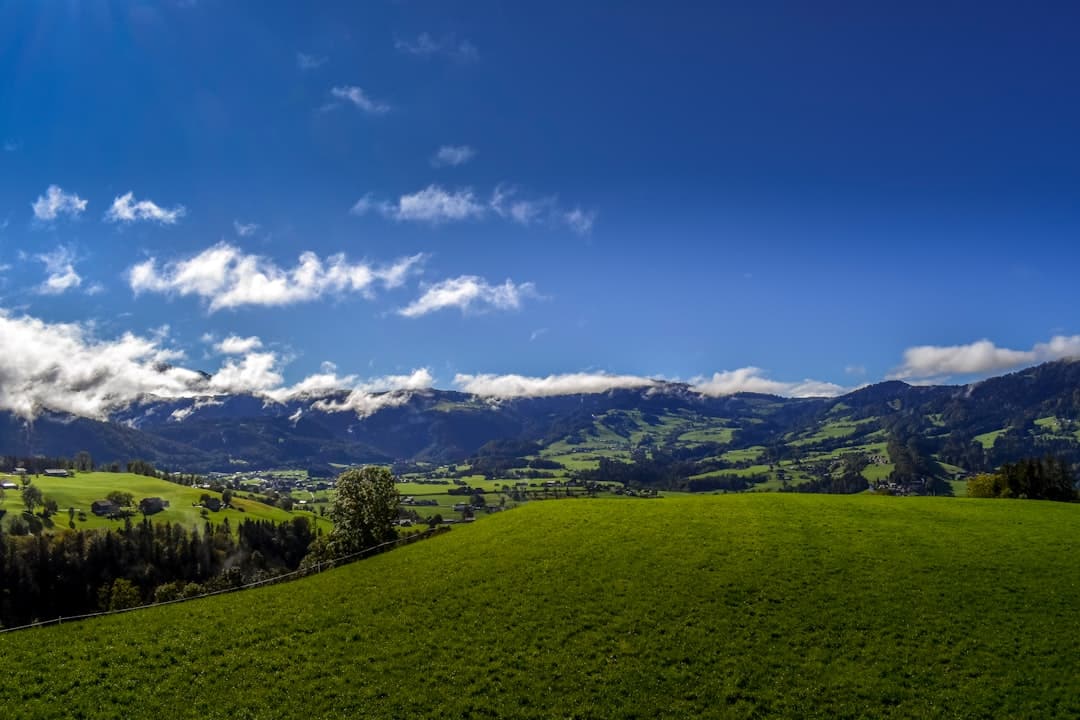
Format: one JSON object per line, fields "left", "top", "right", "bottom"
{"left": 889, "top": 335, "right": 1080, "bottom": 380}
{"left": 691, "top": 368, "right": 846, "bottom": 398}
{"left": 454, "top": 372, "right": 657, "bottom": 398}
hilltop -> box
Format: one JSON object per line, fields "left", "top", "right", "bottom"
{"left": 1, "top": 494, "right": 1077, "bottom": 718}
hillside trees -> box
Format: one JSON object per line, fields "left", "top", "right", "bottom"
{"left": 967, "top": 457, "right": 1076, "bottom": 501}
{"left": 329, "top": 466, "right": 399, "bottom": 555}
{"left": 20, "top": 483, "right": 43, "bottom": 514}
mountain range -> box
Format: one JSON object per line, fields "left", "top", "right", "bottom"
{"left": 4, "top": 360, "right": 1080, "bottom": 480}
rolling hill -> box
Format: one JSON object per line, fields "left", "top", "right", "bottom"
{"left": 2, "top": 494, "right": 1078, "bottom": 718}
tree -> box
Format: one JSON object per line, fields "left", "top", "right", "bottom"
{"left": 43, "top": 497, "right": 59, "bottom": 519}
{"left": 107, "top": 491, "right": 135, "bottom": 507}
{"left": 329, "top": 466, "right": 399, "bottom": 555}
{"left": 74, "top": 451, "right": 93, "bottom": 473}
{"left": 21, "top": 484, "right": 43, "bottom": 515}
{"left": 222, "top": 489, "right": 233, "bottom": 507}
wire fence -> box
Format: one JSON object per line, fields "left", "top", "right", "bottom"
{"left": 0, "top": 526, "right": 450, "bottom": 635}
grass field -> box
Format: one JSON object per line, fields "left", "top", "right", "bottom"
{"left": 2, "top": 494, "right": 1078, "bottom": 718}
{"left": 0, "top": 472, "right": 331, "bottom": 534}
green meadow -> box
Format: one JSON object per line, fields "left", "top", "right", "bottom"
{"left": 0, "top": 472, "right": 331, "bottom": 534}
{"left": 2, "top": 494, "right": 1078, "bottom": 718}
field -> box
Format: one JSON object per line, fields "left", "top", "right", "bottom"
{"left": 2, "top": 494, "right": 1078, "bottom": 718}
{"left": 0, "top": 472, "right": 332, "bottom": 534}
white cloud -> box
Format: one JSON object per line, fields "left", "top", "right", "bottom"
{"left": 307, "top": 368, "right": 434, "bottom": 417}
{"left": 0, "top": 311, "right": 204, "bottom": 419}
{"left": 105, "top": 192, "right": 185, "bottom": 225}
{"left": 32, "top": 185, "right": 87, "bottom": 221}
{"left": 889, "top": 335, "right": 1080, "bottom": 380}
{"left": 233, "top": 220, "right": 259, "bottom": 237}
{"left": 398, "top": 276, "right": 536, "bottom": 318}
{"left": 329, "top": 86, "right": 390, "bottom": 114}
{"left": 395, "top": 33, "right": 477, "bottom": 62}
{"left": 35, "top": 246, "right": 82, "bottom": 295}
{"left": 529, "top": 328, "right": 548, "bottom": 342}
{"left": 889, "top": 340, "right": 1034, "bottom": 380}
{"left": 692, "top": 367, "right": 846, "bottom": 398}
{"left": 3, "top": 140, "right": 20, "bottom": 152}
{"left": 354, "top": 185, "right": 487, "bottom": 224}
{"left": 431, "top": 145, "right": 476, "bottom": 168}
{"left": 394, "top": 186, "right": 485, "bottom": 223}
{"left": 454, "top": 372, "right": 656, "bottom": 398}
{"left": 0, "top": 309, "right": 432, "bottom": 420}
{"left": 296, "top": 52, "right": 326, "bottom": 70}
{"left": 208, "top": 351, "right": 284, "bottom": 394}
{"left": 215, "top": 335, "right": 263, "bottom": 355}
{"left": 129, "top": 243, "right": 424, "bottom": 312}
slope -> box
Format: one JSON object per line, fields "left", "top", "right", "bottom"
{"left": 2, "top": 494, "right": 1078, "bottom": 718}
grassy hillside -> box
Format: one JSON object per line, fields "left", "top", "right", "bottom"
{"left": 2, "top": 494, "right": 1079, "bottom": 718}
{"left": 0, "top": 472, "right": 331, "bottom": 534}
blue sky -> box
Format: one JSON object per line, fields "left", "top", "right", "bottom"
{"left": 2, "top": 1, "right": 1080, "bottom": 415}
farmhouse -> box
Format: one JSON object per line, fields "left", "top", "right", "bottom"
{"left": 91, "top": 499, "right": 120, "bottom": 516}
{"left": 1, "top": 481, "right": 17, "bottom": 490}
{"left": 139, "top": 497, "right": 168, "bottom": 515}
{"left": 44, "top": 468, "right": 73, "bottom": 477}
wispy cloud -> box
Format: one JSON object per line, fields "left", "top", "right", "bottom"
{"left": 888, "top": 335, "right": 1080, "bottom": 381}
{"left": 490, "top": 185, "right": 596, "bottom": 235}
{"left": 398, "top": 276, "right": 536, "bottom": 318}
{"left": 692, "top": 367, "right": 846, "bottom": 398}
{"left": 3, "top": 140, "right": 20, "bottom": 152}
{"left": 353, "top": 183, "right": 596, "bottom": 234}
{"left": 233, "top": 220, "right": 259, "bottom": 237}
{"left": 529, "top": 328, "right": 548, "bottom": 342}
{"left": 328, "top": 85, "right": 390, "bottom": 114}
{"left": 296, "top": 52, "right": 327, "bottom": 70}
{"left": 355, "top": 185, "right": 486, "bottom": 224}
{"left": 129, "top": 243, "right": 425, "bottom": 312}
{"left": 394, "top": 32, "right": 478, "bottom": 62}
{"left": 431, "top": 145, "right": 476, "bottom": 168}
{"left": 105, "top": 192, "right": 185, "bottom": 225}
{"left": 35, "top": 246, "right": 82, "bottom": 295}
{"left": 32, "top": 185, "right": 87, "bottom": 222}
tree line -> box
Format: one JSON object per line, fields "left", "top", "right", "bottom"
{"left": 0, "top": 465, "right": 403, "bottom": 629}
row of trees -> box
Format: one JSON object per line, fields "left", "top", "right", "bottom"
{"left": 966, "top": 457, "right": 1077, "bottom": 501}
{"left": 0, "top": 516, "right": 318, "bottom": 626}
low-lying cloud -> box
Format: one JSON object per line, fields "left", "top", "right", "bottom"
{"left": 0, "top": 309, "right": 439, "bottom": 420}
{"left": 691, "top": 367, "right": 846, "bottom": 398}
{"left": 129, "top": 243, "right": 424, "bottom": 312}
{"left": 454, "top": 372, "right": 658, "bottom": 398}
{"left": 889, "top": 335, "right": 1080, "bottom": 380}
